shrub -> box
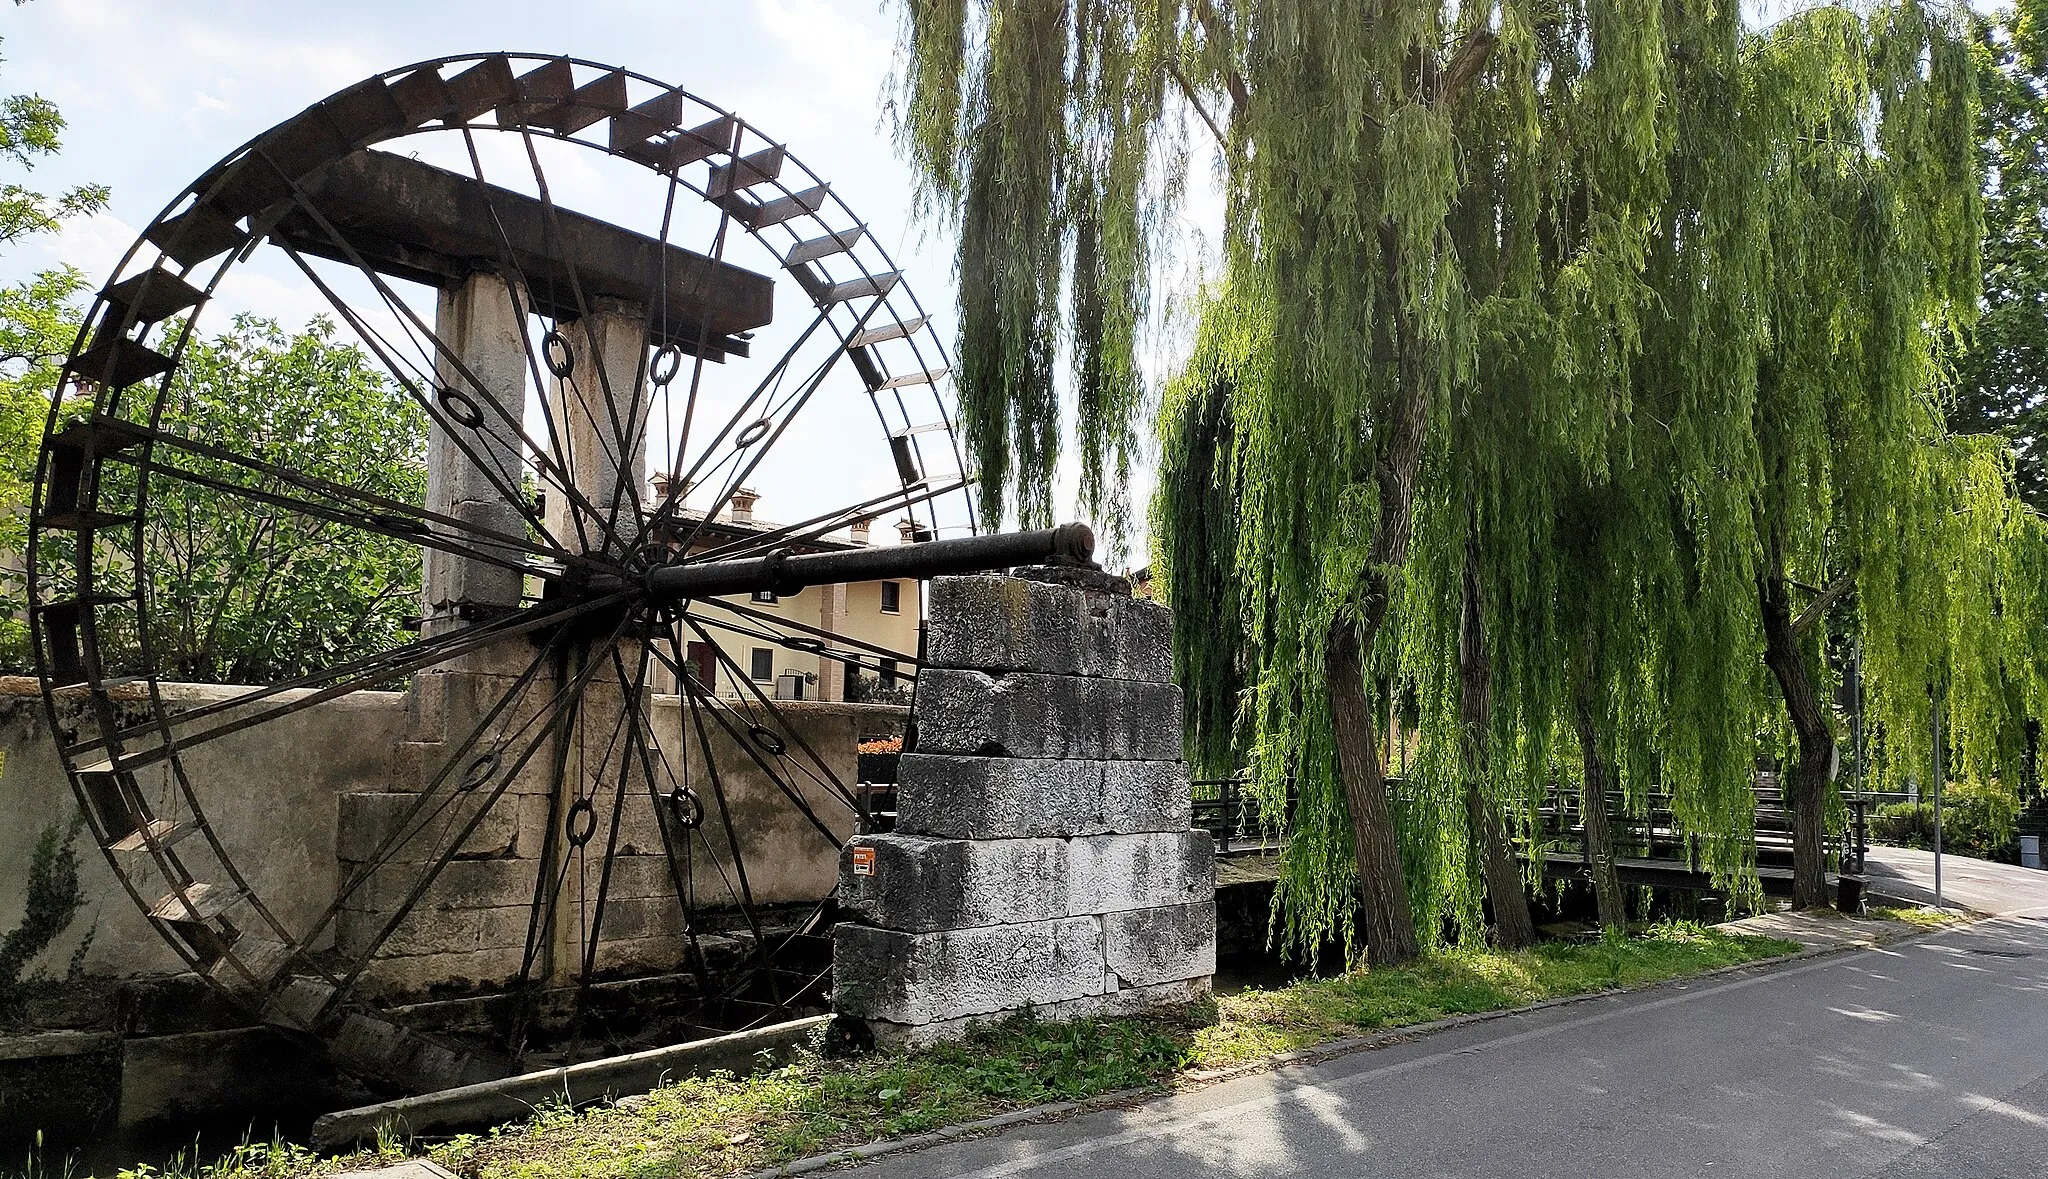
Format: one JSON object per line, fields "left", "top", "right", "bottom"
{"left": 1869, "top": 777, "right": 2020, "bottom": 863}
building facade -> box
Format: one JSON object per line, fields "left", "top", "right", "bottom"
{"left": 647, "top": 488, "right": 924, "bottom": 703}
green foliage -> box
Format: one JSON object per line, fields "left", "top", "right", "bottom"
{"left": 0, "top": 265, "right": 86, "bottom": 556}
{"left": 911, "top": 0, "right": 2032, "bottom": 959}
{"left": 1869, "top": 777, "right": 2022, "bottom": 861}
{"left": 0, "top": 33, "right": 104, "bottom": 658}
{"left": 892, "top": 0, "right": 1174, "bottom": 535}
{"left": 1952, "top": 0, "right": 2048, "bottom": 512}
{"left": 125, "top": 316, "right": 427, "bottom": 685}
{"left": 0, "top": 39, "right": 109, "bottom": 251}
{"left": 0, "top": 818, "right": 85, "bottom": 1020}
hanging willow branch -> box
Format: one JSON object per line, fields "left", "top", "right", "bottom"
{"left": 900, "top": 0, "right": 2026, "bottom": 959}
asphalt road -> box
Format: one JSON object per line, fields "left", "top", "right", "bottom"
{"left": 868, "top": 913, "right": 2048, "bottom": 1178}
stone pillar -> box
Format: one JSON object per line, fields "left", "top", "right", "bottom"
{"left": 423, "top": 272, "right": 529, "bottom": 638}
{"left": 834, "top": 568, "right": 1213, "bottom": 1045}
{"left": 543, "top": 297, "right": 649, "bottom": 556}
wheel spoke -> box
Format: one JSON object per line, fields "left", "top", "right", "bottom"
{"left": 676, "top": 663, "right": 779, "bottom": 1004}
{"left": 123, "top": 415, "right": 594, "bottom": 571}
{"left": 516, "top": 128, "right": 651, "bottom": 553}
{"left": 677, "top": 613, "right": 863, "bottom": 800}
{"left": 663, "top": 616, "right": 860, "bottom": 823}
{"left": 298, "top": 625, "right": 571, "bottom": 956}
{"left": 262, "top": 226, "right": 576, "bottom": 553}
{"left": 138, "top": 456, "right": 555, "bottom": 585}
{"left": 686, "top": 594, "right": 917, "bottom": 671}
{"left": 330, "top": 606, "right": 637, "bottom": 1003}
{"left": 70, "top": 592, "right": 632, "bottom": 768}
{"left": 269, "top": 209, "right": 623, "bottom": 559}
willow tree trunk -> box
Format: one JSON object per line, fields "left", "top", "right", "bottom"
{"left": 1758, "top": 569, "right": 1835, "bottom": 910}
{"left": 1328, "top": 618, "right": 1420, "bottom": 964}
{"left": 1572, "top": 629, "right": 1628, "bottom": 929}
{"left": 1324, "top": 240, "right": 1433, "bottom": 967}
{"left": 1460, "top": 526, "right": 1537, "bottom": 949}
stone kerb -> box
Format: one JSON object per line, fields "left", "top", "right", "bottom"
{"left": 833, "top": 568, "right": 1215, "bottom": 1044}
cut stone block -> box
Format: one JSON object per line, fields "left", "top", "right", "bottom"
{"left": 357, "top": 947, "right": 526, "bottom": 1000}
{"left": 1067, "top": 830, "right": 1214, "bottom": 915}
{"left": 833, "top": 917, "right": 1105, "bottom": 1025}
{"left": 1103, "top": 901, "right": 1216, "bottom": 987}
{"left": 927, "top": 575, "right": 1173, "bottom": 683}
{"left": 336, "top": 792, "right": 522, "bottom": 864}
{"left": 863, "top": 976, "right": 1212, "bottom": 1048}
{"left": 912, "top": 670, "right": 1182, "bottom": 761}
{"left": 894, "top": 755, "right": 1191, "bottom": 839}
{"left": 839, "top": 834, "right": 1068, "bottom": 932}
{"left": 340, "top": 856, "right": 537, "bottom": 915}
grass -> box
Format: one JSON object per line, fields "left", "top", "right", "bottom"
{"left": 68, "top": 920, "right": 1794, "bottom": 1179}
{"left": 1868, "top": 903, "right": 1964, "bottom": 928}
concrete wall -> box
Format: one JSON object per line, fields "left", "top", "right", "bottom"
{"left": 345, "top": 687, "right": 905, "bottom": 997}
{"left": 0, "top": 676, "right": 902, "bottom": 994}
{"left": 0, "top": 677, "right": 408, "bottom": 980}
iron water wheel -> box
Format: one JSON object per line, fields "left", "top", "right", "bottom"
{"left": 21, "top": 53, "right": 1089, "bottom": 1088}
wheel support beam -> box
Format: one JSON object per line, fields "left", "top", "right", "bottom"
{"left": 646, "top": 523, "right": 1094, "bottom": 600}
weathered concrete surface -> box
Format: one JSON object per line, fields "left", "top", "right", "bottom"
{"left": 834, "top": 918, "right": 1108, "bottom": 1025}
{"left": 345, "top": 695, "right": 904, "bottom": 998}
{"left": 0, "top": 1030, "right": 119, "bottom": 1145}
{"left": 894, "top": 755, "right": 1190, "bottom": 840}
{"left": 2, "top": 679, "right": 898, "bottom": 1000}
{"left": 838, "top": 832, "right": 1213, "bottom": 933}
{"left": 328, "top": 1162, "right": 459, "bottom": 1179}
{"left": 839, "top": 834, "right": 1070, "bottom": 933}
{"left": 1068, "top": 832, "right": 1214, "bottom": 915}
{"left": 0, "top": 678, "right": 408, "bottom": 980}
{"left": 927, "top": 575, "right": 1173, "bottom": 682}
{"left": 912, "top": 670, "right": 1183, "bottom": 761}
{"left": 1103, "top": 901, "right": 1218, "bottom": 987}
{"left": 310, "top": 1015, "right": 828, "bottom": 1150}
{"left": 863, "top": 977, "right": 1213, "bottom": 1049}
{"left": 542, "top": 296, "right": 649, "bottom": 554}
{"left": 115, "top": 1025, "right": 372, "bottom": 1134}
{"left": 422, "top": 270, "right": 528, "bottom": 635}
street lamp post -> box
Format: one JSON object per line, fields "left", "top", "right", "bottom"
{"left": 1933, "top": 681, "right": 1945, "bottom": 908}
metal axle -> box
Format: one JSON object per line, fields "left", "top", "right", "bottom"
{"left": 647, "top": 522, "right": 1095, "bottom": 599}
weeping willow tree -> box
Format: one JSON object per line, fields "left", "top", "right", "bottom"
{"left": 1742, "top": 4, "right": 1989, "bottom": 910}
{"left": 898, "top": 0, "right": 2022, "bottom": 961}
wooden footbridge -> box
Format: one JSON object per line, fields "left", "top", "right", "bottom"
{"left": 1192, "top": 774, "right": 1871, "bottom": 900}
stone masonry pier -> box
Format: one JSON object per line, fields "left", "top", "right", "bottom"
{"left": 834, "top": 569, "right": 1216, "bottom": 1044}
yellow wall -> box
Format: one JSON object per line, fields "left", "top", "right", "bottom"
{"left": 656, "top": 577, "right": 923, "bottom": 701}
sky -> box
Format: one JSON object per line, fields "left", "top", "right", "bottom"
{"left": 0, "top": 0, "right": 1179, "bottom": 564}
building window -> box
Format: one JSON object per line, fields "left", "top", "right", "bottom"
{"left": 750, "top": 647, "right": 775, "bottom": 682}
{"left": 879, "top": 658, "right": 899, "bottom": 689}
{"left": 752, "top": 590, "right": 779, "bottom": 605}
{"left": 880, "top": 581, "right": 901, "bottom": 614}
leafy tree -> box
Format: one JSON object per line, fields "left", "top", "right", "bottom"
{"left": 905, "top": 0, "right": 2021, "bottom": 960}
{"left": 1745, "top": 6, "right": 1986, "bottom": 910}
{"left": 1954, "top": 0, "right": 2048, "bottom": 511}
{"left": 0, "top": 32, "right": 108, "bottom": 555}
{"left": 0, "top": 42, "right": 109, "bottom": 250}
{"left": 130, "top": 315, "right": 427, "bottom": 685}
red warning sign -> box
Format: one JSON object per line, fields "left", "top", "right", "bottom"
{"left": 851, "top": 846, "right": 876, "bottom": 877}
